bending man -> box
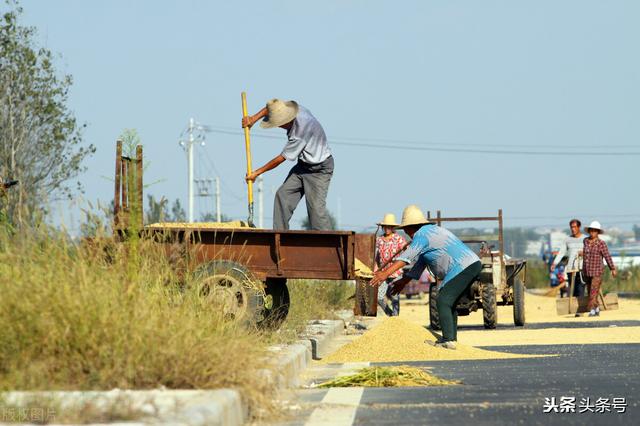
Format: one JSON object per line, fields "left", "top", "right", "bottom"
{"left": 371, "top": 205, "right": 481, "bottom": 350}
{"left": 242, "top": 99, "right": 334, "bottom": 230}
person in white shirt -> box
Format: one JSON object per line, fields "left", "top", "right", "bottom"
{"left": 550, "top": 219, "right": 586, "bottom": 311}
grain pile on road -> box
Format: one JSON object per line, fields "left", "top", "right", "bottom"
{"left": 400, "top": 291, "right": 640, "bottom": 346}
{"left": 317, "top": 365, "right": 459, "bottom": 388}
{"left": 322, "top": 317, "right": 530, "bottom": 363}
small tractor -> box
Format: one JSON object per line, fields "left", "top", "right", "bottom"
{"left": 426, "top": 210, "right": 527, "bottom": 330}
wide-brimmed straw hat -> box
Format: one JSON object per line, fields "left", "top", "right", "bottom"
{"left": 586, "top": 221, "right": 604, "bottom": 234}
{"left": 397, "top": 205, "right": 431, "bottom": 229}
{"left": 377, "top": 213, "right": 399, "bottom": 227}
{"left": 260, "top": 99, "right": 299, "bottom": 129}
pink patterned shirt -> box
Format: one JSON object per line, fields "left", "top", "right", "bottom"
{"left": 375, "top": 233, "right": 408, "bottom": 279}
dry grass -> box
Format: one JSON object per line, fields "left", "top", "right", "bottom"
{"left": 0, "top": 226, "right": 275, "bottom": 416}
{"left": 274, "top": 279, "right": 354, "bottom": 342}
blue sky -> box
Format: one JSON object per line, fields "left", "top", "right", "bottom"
{"left": 17, "top": 0, "right": 640, "bottom": 232}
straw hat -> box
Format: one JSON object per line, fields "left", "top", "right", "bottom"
{"left": 397, "top": 205, "right": 431, "bottom": 229}
{"left": 260, "top": 99, "right": 299, "bottom": 129}
{"left": 586, "top": 221, "right": 604, "bottom": 233}
{"left": 377, "top": 213, "right": 399, "bottom": 227}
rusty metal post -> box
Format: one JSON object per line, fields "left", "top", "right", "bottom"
{"left": 498, "top": 208, "right": 505, "bottom": 272}
{"left": 136, "top": 145, "right": 143, "bottom": 229}
{"left": 121, "top": 159, "right": 128, "bottom": 211}
{"left": 114, "top": 140, "right": 122, "bottom": 228}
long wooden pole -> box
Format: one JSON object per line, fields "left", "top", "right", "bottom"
{"left": 241, "top": 92, "right": 254, "bottom": 226}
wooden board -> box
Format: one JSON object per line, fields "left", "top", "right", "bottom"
{"left": 556, "top": 293, "right": 619, "bottom": 315}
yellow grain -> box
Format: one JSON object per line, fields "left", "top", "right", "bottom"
{"left": 400, "top": 292, "right": 640, "bottom": 346}
{"left": 145, "top": 221, "right": 249, "bottom": 229}
{"left": 322, "top": 317, "right": 531, "bottom": 363}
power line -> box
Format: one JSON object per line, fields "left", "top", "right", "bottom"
{"left": 204, "top": 125, "right": 640, "bottom": 155}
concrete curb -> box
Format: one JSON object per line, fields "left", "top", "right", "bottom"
{"left": 305, "top": 319, "right": 346, "bottom": 360}
{"left": 0, "top": 389, "right": 246, "bottom": 426}
{"left": 1, "top": 313, "right": 355, "bottom": 426}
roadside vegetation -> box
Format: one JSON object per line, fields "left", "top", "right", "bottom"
{"left": 0, "top": 216, "right": 353, "bottom": 422}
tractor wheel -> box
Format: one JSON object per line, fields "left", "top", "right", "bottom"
{"left": 260, "top": 278, "right": 290, "bottom": 328}
{"left": 429, "top": 283, "right": 441, "bottom": 331}
{"left": 195, "top": 260, "right": 264, "bottom": 325}
{"left": 482, "top": 283, "right": 498, "bottom": 329}
{"left": 513, "top": 277, "right": 526, "bottom": 326}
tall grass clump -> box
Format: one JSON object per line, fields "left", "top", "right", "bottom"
{"left": 0, "top": 225, "right": 274, "bottom": 412}
{"left": 281, "top": 279, "right": 354, "bottom": 338}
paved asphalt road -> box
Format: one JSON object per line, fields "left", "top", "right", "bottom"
{"left": 274, "top": 343, "right": 639, "bottom": 426}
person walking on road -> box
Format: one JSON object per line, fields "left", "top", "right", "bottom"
{"left": 242, "top": 99, "right": 334, "bottom": 230}
{"left": 550, "top": 219, "right": 586, "bottom": 308}
{"left": 374, "top": 213, "right": 407, "bottom": 317}
{"left": 582, "top": 221, "right": 617, "bottom": 317}
{"left": 371, "top": 205, "right": 481, "bottom": 350}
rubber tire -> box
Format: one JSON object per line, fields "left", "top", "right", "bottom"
{"left": 406, "top": 294, "right": 413, "bottom": 300}
{"left": 482, "top": 283, "right": 498, "bottom": 329}
{"left": 259, "top": 278, "right": 290, "bottom": 329}
{"left": 429, "top": 283, "right": 441, "bottom": 331}
{"left": 195, "top": 259, "right": 263, "bottom": 325}
{"left": 513, "top": 277, "right": 526, "bottom": 326}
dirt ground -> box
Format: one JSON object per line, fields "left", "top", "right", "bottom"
{"left": 400, "top": 292, "right": 640, "bottom": 346}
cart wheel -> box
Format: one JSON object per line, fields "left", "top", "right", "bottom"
{"left": 482, "top": 283, "right": 498, "bottom": 329}
{"left": 513, "top": 277, "right": 526, "bottom": 326}
{"left": 260, "top": 278, "right": 290, "bottom": 329}
{"left": 195, "top": 260, "right": 264, "bottom": 324}
{"left": 428, "top": 283, "right": 441, "bottom": 331}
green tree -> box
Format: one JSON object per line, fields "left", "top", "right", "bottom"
{"left": 0, "top": 1, "right": 95, "bottom": 225}
{"left": 145, "top": 195, "right": 169, "bottom": 224}
{"left": 301, "top": 211, "right": 337, "bottom": 230}
{"left": 145, "top": 195, "right": 188, "bottom": 223}
{"left": 171, "top": 199, "right": 186, "bottom": 222}
{"left": 200, "top": 212, "right": 233, "bottom": 222}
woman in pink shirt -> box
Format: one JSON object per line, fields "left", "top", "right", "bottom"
{"left": 374, "top": 213, "right": 407, "bottom": 316}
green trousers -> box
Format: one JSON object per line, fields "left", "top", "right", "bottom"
{"left": 436, "top": 261, "right": 482, "bottom": 342}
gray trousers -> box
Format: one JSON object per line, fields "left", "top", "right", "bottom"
{"left": 273, "top": 156, "right": 334, "bottom": 230}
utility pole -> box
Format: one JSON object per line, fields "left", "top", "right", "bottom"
{"left": 187, "top": 118, "right": 195, "bottom": 222}
{"left": 215, "top": 177, "right": 221, "bottom": 222}
{"left": 258, "top": 176, "right": 264, "bottom": 228}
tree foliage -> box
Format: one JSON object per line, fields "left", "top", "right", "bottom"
{"left": 145, "top": 195, "right": 186, "bottom": 224}
{"left": 301, "top": 211, "right": 337, "bottom": 230}
{"left": 0, "top": 1, "right": 95, "bottom": 224}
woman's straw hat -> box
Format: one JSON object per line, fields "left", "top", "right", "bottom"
{"left": 586, "top": 221, "right": 604, "bottom": 233}
{"left": 260, "top": 99, "right": 299, "bottom": 129}
{"left": 397, "top": 205, "right": 431, "bottom": 229}
{"left": 377, "top": 213, "right": 399, "bottom": 227}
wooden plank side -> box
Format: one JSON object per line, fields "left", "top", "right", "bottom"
{"left": 556, "top": 293, "right": 619, "bottom": 315}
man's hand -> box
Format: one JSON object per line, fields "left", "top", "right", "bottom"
{"left": 371, "top": 270, "right": 389, "bottom": 286}
{"left": 245, "top": 172, "right": 258, "bottom": 183}
{"left": 242, "top": 116, "right": 255, "bottom": 129}
{"left": 612, "top": 269, "right": 617, "bottom": 278}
